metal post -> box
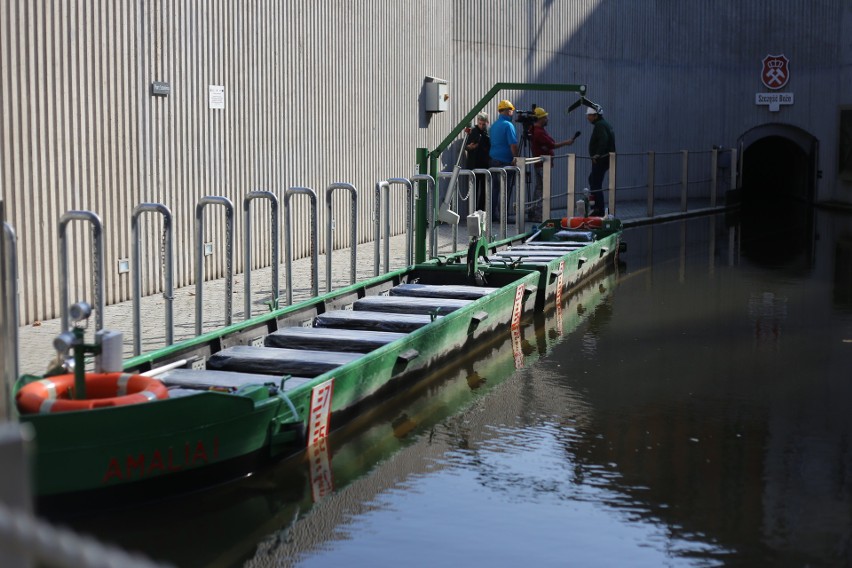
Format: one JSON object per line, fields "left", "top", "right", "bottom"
{"left": 325, "top": 183, "right": 358, "bottom": 292}
{"left": 58, "top": 211, "right": 105, "bottom": 333}
{"left": 373, "top": 181, "right": 387, "bottom": 276}
{"left": 489, "top": 167, "right": 508, "bottom": 240}
{"left": 385, "top": 178, "right": 415, "bottom": 271}
{"left": 647, "top": 151, "right": 656, "bottom": 217}
{"left": 1, "top": 223, "right": 19, "bottom": 421}
{"left": 415, "top": 148, "right": 429, "bottom": 263}
{"left": 283, "top": 187, "right": 319, "bottom": 304}
{"left": 710, "top": 148, "right": 718, "bottom": 208}
{"left": 410, "top": 174, "right": 437, "bottom": 258}
{"left": 436, "top": 172, "right": 459, "bottom": 253}
{"left": 542, "top": 155, "right": 552, "bottom": 221}
{"left": 471, "top": 169, "right": 493, "bottom": 239}
{"left": 131, "top": 203, "right": 174, "bottom": 355}
{"left": 506, "top": 165, "right": 522, "bottom": 235}
{"left": 194, "top": 196, "right": 234, "bottom": 336}
{"left": 730, "top": 149, "right": 738, "bottom": 190}
{"left": 608, "top": 152, "right": 617, "bottom": 217}
{"left": 567, "top": 154, "right": 576, "bottom": 217}
{"left": 681, "top": 149, "right": 689, "bottom": 213}
{"left": 243, "top": 191, "right": 279, "bottom": 319}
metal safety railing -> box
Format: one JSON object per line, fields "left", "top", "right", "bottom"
{"left": 543, "top": 147, "right": 737, "bottom": 219}
{"left": 283, "top": 187, "right": 318, "bottom": 305}
{"left": 2, "top": 223, "right": 18, "bottom": 422}
{"left": 243, "top": 191, "right": 280, "bottom": 317}
{"left": 410, "top": 174, "right": 438, "bottom": 258}
{"left": 194, "top": 196, "right": 235, "bottom": 335}
{"left": 131, "top": 203, "right": 174, "bottom": 356}
{"left": 58, "top": 211, "right": 105, "bottom": 333}
{"left": 373, "top": 179, "right": 415, "bottom": 275}
{"left": 325, "top": 183, "right": 358, "bottom": 292}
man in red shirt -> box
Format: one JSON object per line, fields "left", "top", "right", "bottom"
{"left": 529, "top": 107, "right": 577, "bottom": 221}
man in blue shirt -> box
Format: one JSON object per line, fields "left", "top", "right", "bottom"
{"left": 489, "top": 99, "right": 519, "bottom": 218}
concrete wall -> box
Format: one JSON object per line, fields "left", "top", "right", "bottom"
{"left": 1, "top": 0, "right": 849, "bottom": 324}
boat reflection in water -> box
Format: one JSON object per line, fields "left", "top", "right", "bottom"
{"left": 72, "top": 268, "right": 619, "bottom": 567}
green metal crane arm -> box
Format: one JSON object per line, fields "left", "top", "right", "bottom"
{"left": 427, "top": 82, "right": 588, "bottom": 159}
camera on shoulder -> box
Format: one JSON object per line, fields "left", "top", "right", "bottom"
{"left": 514, "top": 105, "right": 538, "bottom": 128}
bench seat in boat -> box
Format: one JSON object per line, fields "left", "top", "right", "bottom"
{"left": 389, "top": 283, "right": 498, "bottom": 300}
{"left": 265, "top": 327, "right": 405, "bottom": 352}
{"left": 353, "top": 295, "right": 472, "bottom": 315}
{"left": 487, "top": 253, "right": 567, "bottom": 263}
{"left": 159, "top": 368, "right": 313, "bottom": 391}
{"left": 206, "top": 346, "right": 361, "bottom": 377}
{"left": 508, "top": 243, "right": 586, "bottom": 251}
{"left": 313, "top": 310, "right": 436, "bottom": 333}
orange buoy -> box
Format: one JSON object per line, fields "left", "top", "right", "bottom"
{"left": 16, "top": 373, "right": 169, "bottom": 414}
{"left": 561, "top": 216, "right": 604, "bottom": 230}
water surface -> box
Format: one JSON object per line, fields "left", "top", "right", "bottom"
{"left": 75, "top": 208, "right": 852, "bottom": 567}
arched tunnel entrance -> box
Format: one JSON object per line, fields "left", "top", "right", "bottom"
{"left": 735, "top": 124, "right": 819, "bottom": 269}
{"left": 739, "top": 123, "right": 818, "bottom": 203}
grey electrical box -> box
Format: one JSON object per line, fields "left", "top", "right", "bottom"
{"left": 424, "top": 76, "right": 449, "bottom": 113}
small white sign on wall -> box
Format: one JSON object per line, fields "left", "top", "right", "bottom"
{"left": 209, "top": 85, "right": 225, "bottom": 110}
{"left": 755, "top": 92, "right": 794, "bottom": 112}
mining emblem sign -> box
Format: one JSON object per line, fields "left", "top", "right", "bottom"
{"left": 761, "top": 54, "right": 789, "bottom": 90}
{"left": 756, "top": 54, "right": 793, "bottom": 112}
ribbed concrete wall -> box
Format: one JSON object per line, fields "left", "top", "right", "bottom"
{"left": 1, "top": 0, "right": 849, "bottom": 324}
{"left": 0, "top": 1, "right": 454, "bottom": 324}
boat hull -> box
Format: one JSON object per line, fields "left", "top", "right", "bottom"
{"left": 16, "top": 224, "right": 621, "bottom": 511}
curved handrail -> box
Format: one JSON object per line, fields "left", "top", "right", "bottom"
{"left": 58, "top": 211, "right": 105, "bottom": 332}
{"left": 2, "top": 222, "right": 19, "bottom": 419}
{"left": 283, "top": 187, "right": 318, "bottom": 304}
{"left": 325, "top": 183, "right": 358, "bottom": 292}
{"left": 243, "top": 191, "right": 279, "bottom": 318}
{"left": 471, "top": 169, "right": 493, "bottom": 239}
{"left": 194, "top": 196, "right": 234, "bottom": 335}
{"left": 387, "top": 178, "right": 414, "bottom": 270}
{"left": 131, "top": 203, "right": 174, "bottom": 355}
{"left": 410, "top": 174, "right": 437, "bottom": 258}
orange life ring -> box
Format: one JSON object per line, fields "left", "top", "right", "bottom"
{"left": 16, "top": 373, "right": 169, "bottom": 414}
{"left": 562, "top": 216, "right": 604, "bottom": 230}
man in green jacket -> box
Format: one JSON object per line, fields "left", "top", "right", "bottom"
{"left": 586, "top": 106, "right": 616, "bottom": 216}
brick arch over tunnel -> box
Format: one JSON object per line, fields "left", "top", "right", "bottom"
{"left": 737, "top": 123, "right": 819, "bottom": 203}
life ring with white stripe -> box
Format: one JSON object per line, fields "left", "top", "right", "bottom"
{"left": 16, "top": 373, "right": 169, "bottom": 414}
{"left": 561, "top": 216, "right": 604, "bottom": 230}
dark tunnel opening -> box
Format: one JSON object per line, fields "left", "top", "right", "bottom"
{"left": 737, "top": 135, "right": 816, "bottom": 270}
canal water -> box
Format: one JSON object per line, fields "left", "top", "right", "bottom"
{"left": 72, "top": 206, "right": 852, "bottom": 567}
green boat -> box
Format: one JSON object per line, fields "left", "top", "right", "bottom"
{"left": 71, "top": 269, "right": 618, "bottom": 566}
{"left": 12, "top": 214, "right": 622, "bottom": 514}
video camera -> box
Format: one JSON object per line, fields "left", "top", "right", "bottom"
{"left": 514, "top": 104, "right": 539, "bottom": 131}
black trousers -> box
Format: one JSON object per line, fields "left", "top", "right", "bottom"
{"left": 588, "top": 156, "right": 610, "bottom": 216}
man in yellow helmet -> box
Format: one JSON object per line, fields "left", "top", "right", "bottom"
{"left": 488, "top": 99, "right": 519, "bottom": 218}
{"left": 529, "top": 106, "right": 577, "bottom": 221}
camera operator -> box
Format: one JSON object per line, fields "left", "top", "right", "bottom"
{"left": 529, "top": 107, "right": 577, "bottom": 221}
{"left": 488, "top": 99, "right": 519, "bottom": 218}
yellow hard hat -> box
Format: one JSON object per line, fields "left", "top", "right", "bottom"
{"left": 497, "top": 99, "right": 515, "bottom": 111}
{"left": 533, "top": 107, "right": 548, "bottom": 119}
